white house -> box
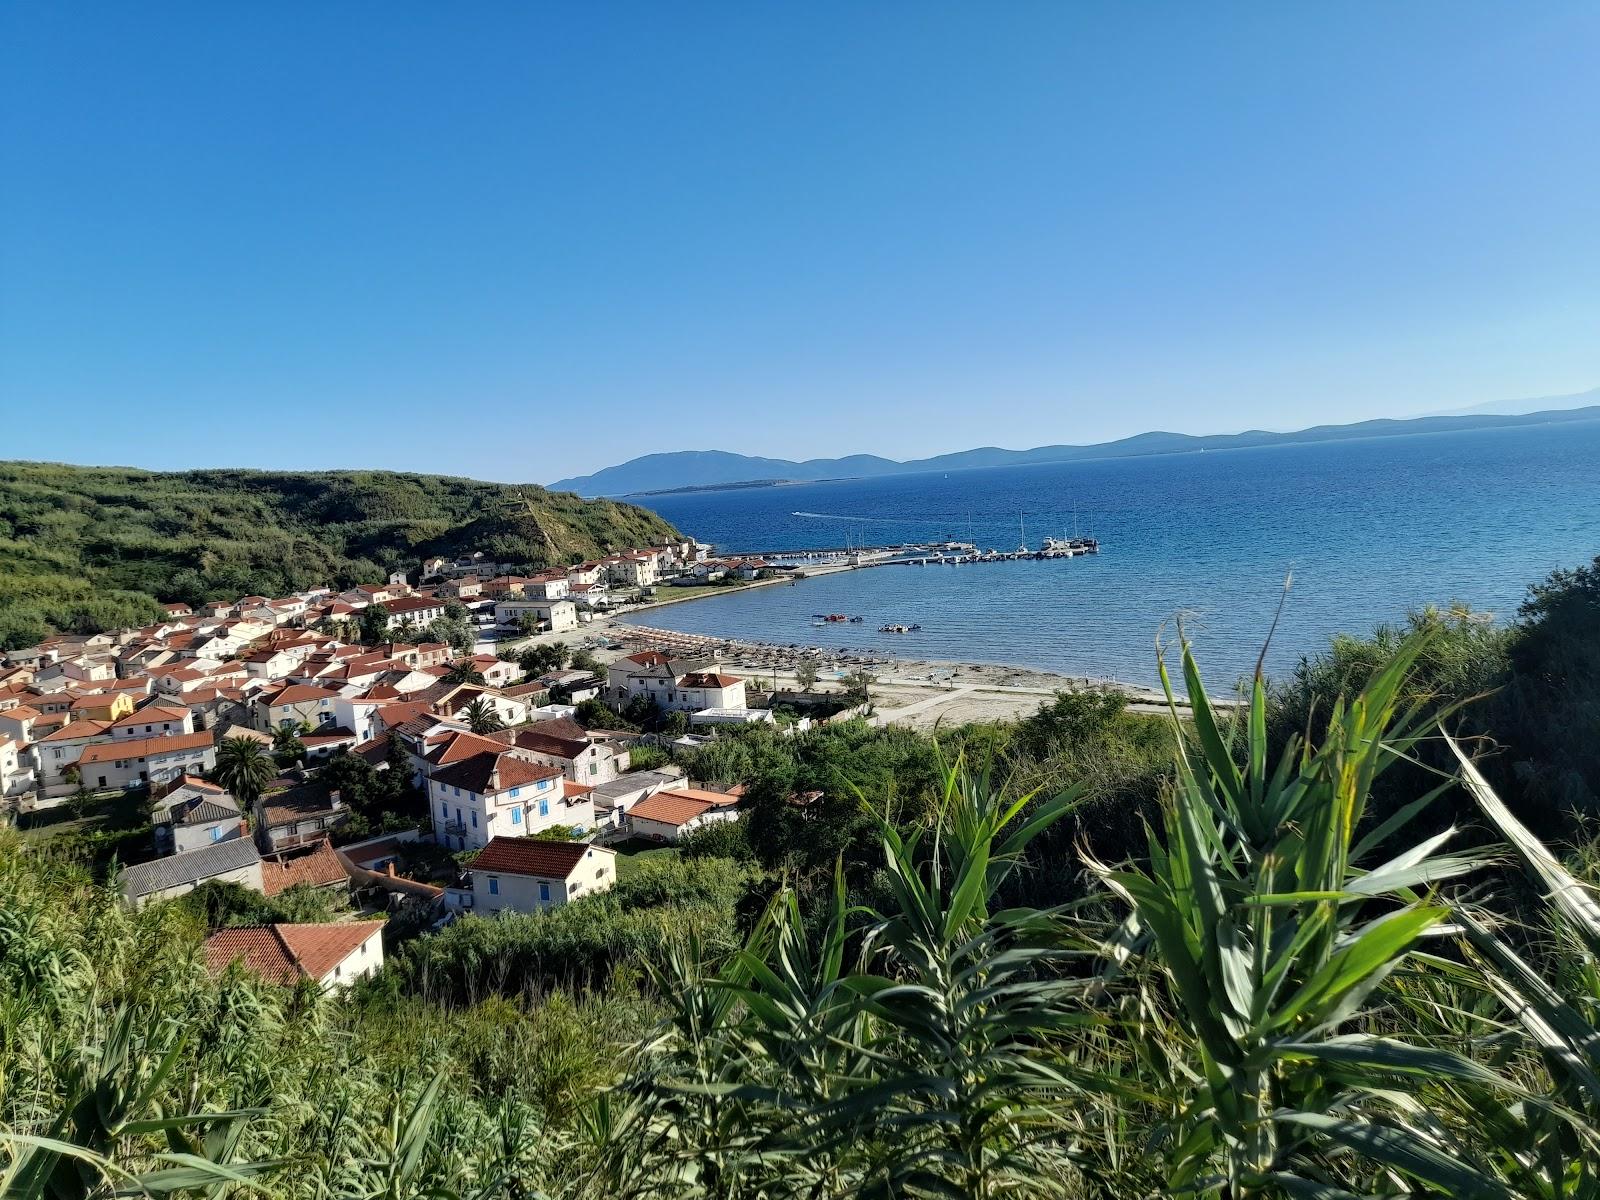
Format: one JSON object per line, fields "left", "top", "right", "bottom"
{"left": 606, "top": 653, "right": 746, "bottom": 713}
{"left": 428, "top": 748, "right": 570, "bottom": 852}
{"left": 204, "top": 922, "right": 384, "bottom": 990}
{"left": 522, "top": 574, "right": 570, "bottom": 601}
{"left": 493, "top": 599, "right": 578, "bottom": 633}
{"left": 467, "top": 836, "right": 617, "bottom": 916}
{"left": 107, "top": 704, "right": 195, "bottom": 740}
{"left": 383, "top": 595, "right": 448, "bottom": 631}
{"left": 153, "top": 779, "right": 246, "bottom": 855}
{"left": 77, "top": 731, "right": 216, "bottom": 791}
{"left": 627, "top": 788, "right": 742, "bottom": 842}
{"left": 504, "top": 724, "right": 621, "bottom": 784}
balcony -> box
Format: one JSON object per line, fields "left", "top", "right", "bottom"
{"left": 441, "top": 819, "right": 468, "bottom": 837}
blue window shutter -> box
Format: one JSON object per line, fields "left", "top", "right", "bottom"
{"left": 539, "top": 798, "right": 549, "bottom": 817}
{"left": 511, "top": 808, "right": 522, "bottom": 824}
{"left": 539, "top": 882, "right": 550, "bottom": 902}
{"left": 488, "top": 877, "right": 499, "bottom": 895}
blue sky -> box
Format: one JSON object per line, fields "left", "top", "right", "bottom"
{"left": 2, "top": 3, "right": 1597, "bottom": 482}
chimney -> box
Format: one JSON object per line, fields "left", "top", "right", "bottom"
{"left": 385, "top": 861, "right": 397, "bottom": 877}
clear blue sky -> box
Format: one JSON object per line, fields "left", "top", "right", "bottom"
{"left": 3, "top": 3, "right": 1597, "bottom": 482}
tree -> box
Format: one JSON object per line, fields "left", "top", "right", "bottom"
{"left": 446, "top": 659, "right": 486, "bottom": 686}
{"left": 661, "top": 710, "right": 689, "bottom": 736}
{"left": 426, "top": 614, "right": 475, "bottom": 654}
{"left": 574, "top": 698, "right": 629, "bottom": 730}
{"left": 214, "top": 736, "right": 275, "bottom": 812}
{"left": 358, "top": 602, "right": 390, "bottom": 644}
{"left": 840, "top": 667, "right": 877, "bottom": 706}
{"left": 568, "top": 648, "right": 602, "bottom": 675}
{"left": 622, "top": 695, "right": 663, "bottom": 730}
{"left": 519, "top": 642, "right": 568, "bottom": 676}
{"left": 794, "top": 660, "right": 820, "bottom": 692}
{"left": 462, "top": 697, "right": 506, "bottom": 735}
{"left": 272, "top": 721, "right": 310, "bottom": 753}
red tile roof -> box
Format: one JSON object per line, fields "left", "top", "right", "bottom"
{"left": 628, "top": 791, "right": 715, "bottom": 826}
{"left": 108, "top": 705, "right": 188, "bottom": 730}
{"left": 204, "top": 922, "right": 381, "bottom": 984}
{"left": 264, "top": 684, "right": 341, "bottom": 707}
{"left": 510, "top": 729, "right": 591, "bottom": 759}
{"left": 678, "top": 673, "right": 743, "bottom": 689}
{"left": 657, "top": 786, "right": 742, "bottom": 809}
{"left": 261, "top": 842, "right": 351, "bottom": 896}
{"left": 468, "top": 836, "right": 597, "bottom": 879}
{"left": 431, "top": 750, "right": 562, "bottom": 795}
{"left": 80, "top": 730, "right": 213, "bottom": 765}
{"left": 38, "top": 718, "right": 112, "bottom": 743}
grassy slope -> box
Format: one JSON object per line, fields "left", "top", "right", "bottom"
{"left": 0, "top": 461, "right": 681, "bottom": 647}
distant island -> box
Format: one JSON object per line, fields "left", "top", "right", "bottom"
{"left": 549, "top": 388, "right": 1600, "bottom": 496}
{"left": 629, "top": 478, "right": 800, "bottom": 497}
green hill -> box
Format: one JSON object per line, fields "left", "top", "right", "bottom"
{"left": 0, "top": 461, "right": 683, "bottom": 648}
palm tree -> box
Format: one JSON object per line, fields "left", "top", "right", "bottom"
{"left": 446, "top": 659, "right": 486, "bottom": 686}
{"left": 214, "top": 736, "right": 275, "bottom": 812}
{"left": 462, "top": 697, "right": 505, "bottom": 735}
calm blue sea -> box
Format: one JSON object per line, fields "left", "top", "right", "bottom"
{"left": 629, "top": 421, "right": 1600, "bottom": 687}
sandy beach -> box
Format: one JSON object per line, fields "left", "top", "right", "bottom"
{"left": 511, "top": 595, "right": 1209, "bottom": 731}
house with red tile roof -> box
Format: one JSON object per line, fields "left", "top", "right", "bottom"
{"left": 427, "top": 748, "right": 575, "bottom": 851}
{"left": 203, "top": 921, "right": 383, "bottom": 990}
{"left": 502, "top": 721, "right": 622, "bottom": 784}
{"left": 78, "top": 730, "right": 216, "bottom": 792}
{"left": 260, "top": 840, "right": 352, "bottom": 897}
{"left": 255, "top": 683, "right": 343, "bottom": 734}
{"left": 627, "top": 787, "right": 742, "bottom": 843}
{"left": 32, "top": 719, "right": 113, "bottom": 797}
{"left": 466, "top": 836, "right": 616, "bottom": 916}
{"left": 108, "top": 704, "right": 194, "bottom": 740}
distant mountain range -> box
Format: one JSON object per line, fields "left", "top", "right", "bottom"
{"left": 549, "top": 389, "right": 1600, "bottom": 496}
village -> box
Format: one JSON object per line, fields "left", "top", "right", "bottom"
{"left": 0, "top": 538, "right": 834, "bottom": 989}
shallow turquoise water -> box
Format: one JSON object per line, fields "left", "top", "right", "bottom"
{"left": 631, "top": 421, "right": 1600, "bottom": 687}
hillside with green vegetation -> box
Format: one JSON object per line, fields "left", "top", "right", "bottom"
{"left": 4, "top": 557, "right": 1599, "bottom": 1196}
{"left": 0, "top": 461, "right": 682, "bottom": 647}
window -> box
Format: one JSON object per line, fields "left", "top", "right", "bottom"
{"left": 589, "top": 762, "right": 597, "bottom": 776}
{"left": 211, "top": 827, "right": 223, "bottom": 842}
{"left": 538, "top": 882, "right": 550, "bottom": 902}
{"left": 511, "top": 807, "right": 522, "bottom": 825}
{"left": 470, "top": 811, "right": 477, "bottom": 828}
{"left": 440, "top": 803, "right": 448, "bottom": 818}
{"left": 538, "top": 798, "right": 549, "bottom": 818}
{"left": 487, "top": 877, "right": 499, "bottom": 895}
{"left": 510, "top": 787, "right": 520, "bottom": 798}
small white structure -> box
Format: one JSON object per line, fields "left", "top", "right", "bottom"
{"left": 627, "top": 787, "right": 742, "bottom": 843}
{"left": 468, "top": 836, "right": 617, "bottom": 916}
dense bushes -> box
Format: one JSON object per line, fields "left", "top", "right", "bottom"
{"left": 0, "top": 462, "right": 681, "bottom": 646}
{"left": 389, "top": 853, "right": 757, "bottom": 1001}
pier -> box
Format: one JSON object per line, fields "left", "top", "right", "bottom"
{"left": 739, "top": 537, "right": 1099, "bottom": 567}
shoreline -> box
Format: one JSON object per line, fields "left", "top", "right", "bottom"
{"left": 516, "top": 574, "right": 1234, "bottom": 728}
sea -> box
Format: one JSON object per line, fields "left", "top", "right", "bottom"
{"left": 625, "top": 421, "right": 1600, "bottom": 688}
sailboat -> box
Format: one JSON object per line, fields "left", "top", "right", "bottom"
{"left": 1017, "top": 509, "right": 1029, "bottom": 554}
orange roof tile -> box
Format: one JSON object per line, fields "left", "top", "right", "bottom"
{"left": 204, "top": 922, "right": 380, "bottom": 984}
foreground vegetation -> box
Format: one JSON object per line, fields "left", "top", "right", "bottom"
{"left": 0, "top": 462, "right": 681, "bottom": 646}
{"left": 4, "top": 556, "right": 1600, "bottom": 1196}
